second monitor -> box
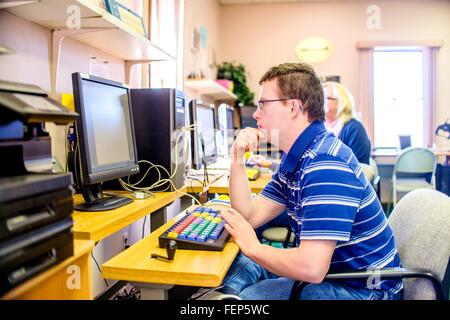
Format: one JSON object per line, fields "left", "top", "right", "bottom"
{"left": 189, "top": 100, "right": 217, "bottom": 170}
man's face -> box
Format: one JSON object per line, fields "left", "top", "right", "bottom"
{"left": 253, "top": 79, "right": 290, "bottom": 144}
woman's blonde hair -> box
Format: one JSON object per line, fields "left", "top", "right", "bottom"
{"left": 323, "top": 81, "right": 356, "bottom": 126}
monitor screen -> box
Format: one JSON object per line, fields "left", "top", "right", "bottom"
{"left": 72, "top": 73, "right": 139, "bottom": 186}
{"left": 225, "top": 108, "right": 235, "bottom": 150}
{"left": 226, "top": 108, "right": 234, "bottom": 130}
{"left": 188, "top": 100, "right": 217, "bottom": 169}
{"left": 83, "top": 81, "right": 134, "bottom": 170}
{"left": 399, "top": 134, "right": 411, "bottom": 150}
{"left": 196, "top": 104, "right": 216, "bottom": 162}
{"left": 239, "top": 106, "right": 257, "bottom": 128}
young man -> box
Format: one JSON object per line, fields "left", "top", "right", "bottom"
{"left": 214, "top": 63, "right": 403, "bottom": 300}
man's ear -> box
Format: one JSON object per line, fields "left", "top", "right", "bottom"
{"left": 291, "top": 100, "right": 303, "bottom": 116}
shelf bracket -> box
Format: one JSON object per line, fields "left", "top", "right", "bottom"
{"left": 125, "top": 60, "right": 153, "bottom": 87}
{"left": 50, "top": 28, "right": 110, "bottom": 99}
{"left": 125, "top": 58, "right": 173, "bottom": 87}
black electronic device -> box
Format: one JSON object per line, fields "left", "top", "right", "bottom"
{"left": 0, "top": 173, "right": 73, "bottom": 241}
{"left": 189, "top": 100, "right": 217, "bottom": 170}
{"left": 0, "top": 217, "right": 73, "bottom": 296}
{"left": 122, "top": 88, "right": 186, "bottom": 191}
{"left": 0, "top": 80, "right": 78, "bottom": 175}
{"left": 71, "top": 73, "right": 140, "bottom": 211}
{"left": 218, "top": 103, "right": 235, "bottom": 157}
{"left": 0, "top": 79, "right": 76, "bottom": 297}
{"left": 239, "top": 105, "right": 257, "bottom": 129}
{"left": 158, "top": 206, "right": 230, "bottom": 251}
{"left": 399, "top": 134, "right": 412, "bottom": 150}
{"left": 0, "top": 79, "right": 78, "bottom": 124}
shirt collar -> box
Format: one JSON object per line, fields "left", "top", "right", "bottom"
{"left": 281, "top": 120, "right": 327, "bottom": 173}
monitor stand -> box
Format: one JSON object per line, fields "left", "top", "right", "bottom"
{"left": 75, "top": 183, "right": 133, "bottom": 212}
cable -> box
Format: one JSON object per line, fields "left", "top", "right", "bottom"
{"left": 91, "top": 250, "right": 109, "bottom": 288}
{"left": 119, "top": 124, "right": 194, "bottom": 191}
{"left": 142, "top": 215, "right": 147, "bottom": 239}
{"left": 199, "top": 133, "right": 210, "bottom": 184}
{"left": 189, "top": 176, "right": 205, "bottom": 197}
{"left": 118, "top": 124, "right": 202, "bottom": 205}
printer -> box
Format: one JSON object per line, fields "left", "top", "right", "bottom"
{"left": 0, "top": 79, "right": 78, "bottom": 296}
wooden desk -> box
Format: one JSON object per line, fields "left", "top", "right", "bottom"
{"left": 1, "top": 239, "right": 95, "bottom": 300}
{"left": 207, "top": 173, "right": 272, "bottom": 194}
{"left": 102, "top": 205, "right": 239, "bottom": 299}
{"left": 73, "top": 190, "right": 186, "bottom": 242}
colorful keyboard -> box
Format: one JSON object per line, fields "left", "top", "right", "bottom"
{"left": 158, "top": 206, "right": 230, "bottom": 251}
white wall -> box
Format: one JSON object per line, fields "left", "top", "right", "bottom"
{"left": 218, "top": 0, "right": 450, "bottom": 148}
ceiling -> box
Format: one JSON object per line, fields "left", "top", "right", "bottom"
{"left": 219, "top": 0, "right": 345, "bottom": 5}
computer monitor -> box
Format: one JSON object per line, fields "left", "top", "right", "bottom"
{"left": 399, "top": 134, "right": 412, "bottom": 150}
{"left": 189, "top": 100, "right": 217, "bottom": 170}
{"left": 218, "top": 103, "right": 235, "bottom": 157}
{"left": 71, "top": 73, "right": 140, "bottom": 211}
{"left": 239, "top": 106, "right": 257, "bottom": 128}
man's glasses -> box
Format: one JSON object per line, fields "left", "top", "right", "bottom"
{"left": 256, "top": 98, "right": 292, "bottom": 112}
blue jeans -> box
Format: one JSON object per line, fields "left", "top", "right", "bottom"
{"left": 222, "top": 253, "right": 402, "bottom": 300}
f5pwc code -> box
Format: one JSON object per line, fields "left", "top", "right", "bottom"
{"left": 224, "top": 304, "right": 270, "bottom": 315}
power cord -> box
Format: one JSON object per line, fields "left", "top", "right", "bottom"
{"left": 118, "top": 124, "right": 202, "bottom": 206}
{"left": 142, "top": 215, "right": 147, "bottom": 239}
{"left": 91, "top": 249, "right": 109, "bottom": 288}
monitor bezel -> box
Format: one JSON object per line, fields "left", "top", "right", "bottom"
{"left": 72, "top": 72, "right": 139, "bottom": 186}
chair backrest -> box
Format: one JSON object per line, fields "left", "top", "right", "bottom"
{"left": 369, "top": 158, "right": 379, "bottom": 178}
{"left": 388, "top": 189, "right": 450, "bottom": 299}
{"left": 360, "top": 163, "right": 374, "bottom": 183}
{"left": 394, "top": 147, "right": 437, "bottom": 174}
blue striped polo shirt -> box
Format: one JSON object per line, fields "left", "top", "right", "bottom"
{"left": 260, "top": 120, "right": 403, "bottom": 294}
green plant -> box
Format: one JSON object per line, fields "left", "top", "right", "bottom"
{"left": 217, "top": 61, "right": 255, "bottom": 106}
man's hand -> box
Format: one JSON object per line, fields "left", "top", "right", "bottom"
{"left": 231, "top": 128, "right": 265, "bottom": 160}
{"left": 221, "top": 208, "right": 262, "bottom": 258}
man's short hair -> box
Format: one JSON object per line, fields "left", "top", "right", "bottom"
{"left": 259, "top": 62, "right": 325, "bottom": 122}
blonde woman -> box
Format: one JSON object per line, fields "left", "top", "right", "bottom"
{"left": 323, "top": 81, "right": 371, "bottom": 164}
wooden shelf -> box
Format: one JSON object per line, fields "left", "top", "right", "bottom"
{"left": 185, "top": 79, "right": 237, "bottom": 101}
{"left": 5, "top": 0, "right": 174, "bottom": 62}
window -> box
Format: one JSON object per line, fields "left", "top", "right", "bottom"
{"left": 373, "top": 49, "right": 424, "bottom": 148}
{"left": 150, "top": 0, "right": 183, "bottom": 89}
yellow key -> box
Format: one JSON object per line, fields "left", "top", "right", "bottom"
{"left": 167, "top": 232, "right": 178, "bottom": 238}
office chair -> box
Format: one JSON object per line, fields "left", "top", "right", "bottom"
{"left": 392, "top": 147, "right": 437, "bottom": 206}
{"left": 290, "top": 188, "right": 450, "bottom": 300}
{"left": 360, "top": 160, "right": 381, "bottom": 200}
{"left": 261, "top": 227, "right": 295, "bottom": 248}
{"left": 369, "top": 158, "right": 381, "bottom": 199}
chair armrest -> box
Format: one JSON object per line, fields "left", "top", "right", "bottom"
{"left": 289, "top": 268, "right": 446, "bottom": 300}
{"left": 372, "top": 175, "right": 380, "bottom": 186}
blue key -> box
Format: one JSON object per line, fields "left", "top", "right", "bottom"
{"left": 187, "top": 234, "right": 197, "bottom": 241}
